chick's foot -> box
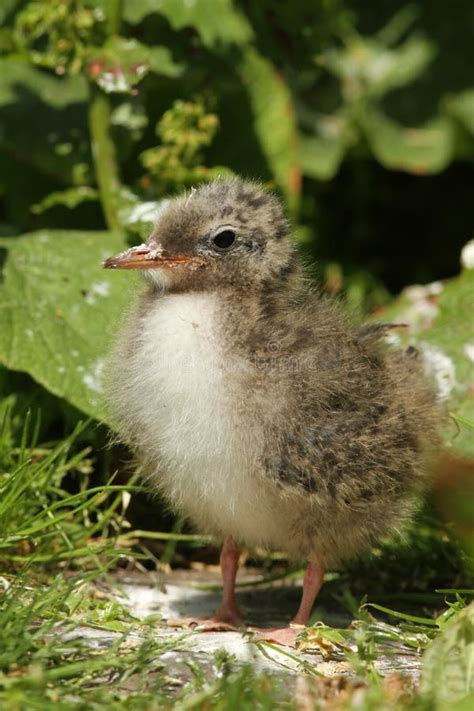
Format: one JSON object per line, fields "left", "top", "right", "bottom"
{"left": 167, "top": 604, "right": 244, "bottom": 632}
{"left": 250, "top": 625, "right": 304, "bottom": 647}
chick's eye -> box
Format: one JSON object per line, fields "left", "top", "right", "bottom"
{"left": 212, "top": 229, "right": 236, "bottom": 250}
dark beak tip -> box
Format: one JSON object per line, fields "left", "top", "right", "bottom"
{"left": 102, "top": 258, "right": 118, "bottom": 269}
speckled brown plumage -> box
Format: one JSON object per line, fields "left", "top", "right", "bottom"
{"left": 104, "top": 178, "right": 441, "bottom": 640}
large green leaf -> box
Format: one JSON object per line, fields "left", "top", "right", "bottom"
{"left": 420, "top": 603, "right": 474, "bottom": 709}
{"left": 0, "top": 59, "right": 90, "bottom": 184}
{"left": 0, "top": 59, "right": 88, "bottom": 109}
{"left": 362, "top": 110, "right": 454, "bottom": 175}
{"left": 123, "top": 0, "right": 252, "bottom": 47}
{"left": 299, "top": 112, "right": 351, "bottom": 181}
{"left": 0, "top": 230, "right": 135, "bottom": 423}
{"left": 31, "top": 187, "right": 99, "bottom": 214}
{"left": 422, "top": 270, "right": 474, "bottom": 457}
{"left": 299, "top": 135, "right": 346, "bottom": 181}
{"left": 148, "top": 46, "right": 184, "bottom": 78}
{"left": 319, "top": 32, "right": 435, "bottom": 100}
{"left": 445, "top": 89, "right": 474, "bottom": 136}
{"left": 0, "top": 0, "right": 21, "bottom": 24}
{"left": 239, "top": 48, "right": 301, "bottom": 213}
{"left": 375, "top": 265, "right": 474, "bottom": 460}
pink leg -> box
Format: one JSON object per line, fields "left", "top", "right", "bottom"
{"left": 251, "top": 561, "right": 325, "bottom": 646}
{"left": 291, "top": 561, "right": 325, "bottom": 625}
{"left": 212, "top": 537, "right": 242, "bottom": 625}
{"left": 167, "top": 537, "right": 242, "bottom": 631}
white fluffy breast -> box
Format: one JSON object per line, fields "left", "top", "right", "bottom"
{"left": 116, "top": 292, "right": 283, "bottom": 546}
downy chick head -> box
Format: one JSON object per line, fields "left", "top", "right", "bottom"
{"left": 104, "top": 178, "right": 297, "bottom": 293}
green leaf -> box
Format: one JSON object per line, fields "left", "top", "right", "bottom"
{"left": 299, "top": 136, "right": 346, "bottom": 182}
{"left": 420, "top": 602, "right": 474, "bottom": 708}
{"left": 375, "top": 5, "right": 420, "bottom": 46}
{"left": 319, "top": 33, "right": 435, "bottom": 100}
{"left": 239, "top": 48, "right": 301, "bottom": 212}
{"left": 148, "top": 45, "right": 184, "bottom": 78}
{"left": 122, "top": 0, "right": 161, "bottom": 23}
{"left": 422, "top": 270, "right": 474, "bottom": 459}
{"left": 123, "top": 0, "right": 253, "bottom": 47}
{"left": 299, "top": 113, "right": 350, "bottom": 181}
{"left": 446, "top": 89, "right": 474, "bottom": 136}
{"left": 368, "top": 35, "right": 435, "bottom": 97}
{"left": 0, "top": 0, "right": 23, "bottom": 25}
{"left": 362, "top": 110, "right": 454, "bottom": 175}
{"left": 374, "top": 266, "right": 474, "bottom": 460}
{"left": 31, "top": 187, "right": 99, "bottom": 214}
{"left": 0, "top": 230, "right": 135, "bottom": 423}
{"left": 0, "top": 59, "right": 90, "bottom": 185}
{"left": 0, "top": 59, "right": 88, "bottom": 109}
{"left": 365, "top": 603, "right": 439, "bottom": 626}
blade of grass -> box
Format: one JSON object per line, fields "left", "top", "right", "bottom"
{"left": 364, "top": 603, "right": 440, "bottom": 626}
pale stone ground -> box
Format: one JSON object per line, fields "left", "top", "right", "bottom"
{"left": 64, "top": 568, "right": 423, "bottom": 689}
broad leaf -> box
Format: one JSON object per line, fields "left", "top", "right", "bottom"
{"left": 362, "top": 111, "right": 454, "bottom": 175}
{"left": 446, "top": 89, "right": 474, "bottom": 136}
{"left": 123, "top": 0, "right": 253, "bottom": 47}
{"left": 0, "top": 230, "right": 135, "bottom": 423}
{"left": 299, "top": 113, "right": 350, "bottom": 181}
{"left": 31, "top": 187, "right": 99, "bottom": 215}
{"left": 420, "top": 602, "right": 474, "bottom": 708}
{"left": 239, "top": 48, "right": 301, "bottom": 212}
{"left": 299, "top": 136, "right": 346, "bottom": 182}
{"left": 0, "top": 0, "right": 21, "bottom": 24}
{"left": 0, "top": 60, "right": 90, "bottom": 184}
{"left": 0, "top": 59, "right": 88, "bottom": 109}
{"left": 422, "top": 270, "right": 474, "bottom": 458}
{"left": 319, "top": 33, "right": 435, "bottom": 100}
{"left": 148, "top": 46, "right": 184, "bottom": 78}
{"left": 375, "top": 265, "right": 474, "bottom": 460}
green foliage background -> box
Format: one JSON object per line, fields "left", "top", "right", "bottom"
{"left": 0, "top": 3, "right": 472, "bottom": 707}
{"left": 0, "top": 1, "right": 472, "bottom": 477}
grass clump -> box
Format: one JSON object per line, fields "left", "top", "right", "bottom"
{"left": 0, "top": 405, "right": 473, "bottom": 709}
{"left": 0, "top": 409, "right": 293, "bottom": 708}
{"left": 0, "top": 409, "right": 170, "bottom": 707}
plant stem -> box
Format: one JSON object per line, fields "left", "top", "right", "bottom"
{"left": 105, "top": 0, "right": 122, "bottom": 35}
{"left": 87, "top": 0, "right": 123, "bottom": 232}
{"left": 88, "top": 87, "right": 122, "bottom": 231}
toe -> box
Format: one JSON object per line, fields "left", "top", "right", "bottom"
{"left": 166, "top": 615, "right": 242, "bottom": 632}
{"left": 249, "top": 625, "right": 304, "bottom": 647}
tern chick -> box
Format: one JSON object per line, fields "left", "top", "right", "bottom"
{"left": 104, "top": 178, "right": 440, "bottom": 645}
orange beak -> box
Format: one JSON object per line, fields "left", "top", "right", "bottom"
{"left": 103, "top": 243, "right": 208, "bottom": 270}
